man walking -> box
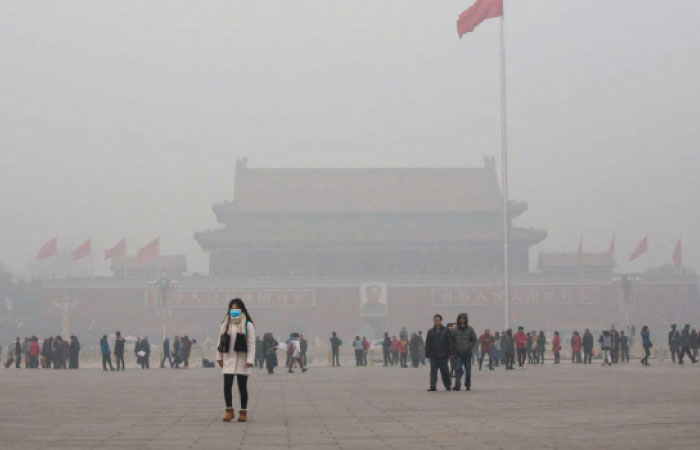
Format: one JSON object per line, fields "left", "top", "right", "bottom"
{"left": 161, "top": 336, "right": 172, "bottom": 368}
{"left": 679, "top": 324, "right": 697, "bottom": 364}
{"left": 450, "top": 312, "right": 477, "bottom": 391}
{"left": 514, "top": 327, "right": 527, "bottom": 368}
{"left": 14, "top": 337, "right": 21, "bottom": 369}
{"left": 382, "top": 332, "right": 392, "bottom": 366}
{"left": 668, "top": 324, "right": 681, "bottom": 363}
{"left": 503, "top": 329, "right": 515, "bottom": 369}
{"left": 114, "top": 331, "right": 126, "bottom": 371}
{"left": 425, "top": 314, "right": 452, "bottom": 391}
{"left": 619, "top": 331, "right": 630, "bottom": 363}
{"left": 300, "top": 334, "right": 308, "bottom": 367}
{"left": 418, "top": 331, "right": 426, "bottom": 365}
{"left": 582, "top": 329, "right": 594, "bottom": 364}
{"left": 329, "top": 332, "right": 342, "bottom": 367}
{"left": 478, "top": 329, "right": 496, "bottom": 371}
{"left": 610, "top": 325, "right": 620, "bottom": 364}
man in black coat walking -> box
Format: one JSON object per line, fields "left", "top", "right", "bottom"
{"left": 425, "top": 314, "right": 452, "bottom": 392}
{"left": 582, "top": 329, "right": 594, "bottom": 364}
{"left": 669, "top": 324, "right": 681, "bottom": 363}
{"left": 114, "top": 331, "right": 126, "bottom": 371}
{"left": 14, "top": 337, "right": 21, "bottom": 369}
{"left": 679, "top": 324, "right": 697, "bottom": 364}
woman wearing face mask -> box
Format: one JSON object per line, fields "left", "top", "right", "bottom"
{"left": 217, "top": 298, "right": 256, "bottom": 423}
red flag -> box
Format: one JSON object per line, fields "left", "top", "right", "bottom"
{"left": 104, "top": 239, "right": 126, "bottom": 260}
{"left": 36, "top": 237, "right": 58, "bottom": 261}
{"left": 457, "top": 0, "right": 503, "bottom": 38}
{"left": 672, "top": 239, "right": 682, "bottom": 267}
{"left": 606, "top": 235, "right": 616, "bottom": 260}
{"left": 71, "top": 238, "right": 91, "bottom": 261}
{"left": 137, "top": 238, "right": 159, "bottom": 261}
{"left": 576, "top": 237, "right": 583, "bottom": 265}
{"left": 629, "top": 236, "right": 647, "bottom": 261}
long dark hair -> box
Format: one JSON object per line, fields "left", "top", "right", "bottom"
{"left": 225, "top": 298, "right": 254, "bottom": 324}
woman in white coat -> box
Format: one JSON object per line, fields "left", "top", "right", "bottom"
{"left": 217, "top": 298, "right": 256, "bottom": 423}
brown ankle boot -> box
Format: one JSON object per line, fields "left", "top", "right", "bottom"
{"left": 237, "top": 410, "right": 247, "bottom": 422}
{"left": 222, "top": 408, "right": 234, "bottom": 422}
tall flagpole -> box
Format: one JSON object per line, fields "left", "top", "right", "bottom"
{"left": 499, "top": 10, "right": 510, "bottom": 330}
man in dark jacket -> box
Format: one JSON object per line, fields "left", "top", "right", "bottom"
{"left": 450, "top": 312, "right": 477, "bottom": 391}
{"left": 330, "top": 332, "right": 342, "bottom": 367}
{"left": 668, "top": 324, "right": 681, "bottom": 363}
{"left": 300, "top": 335, "right": 308, "bottom": 367}
{"left": 425, "top": 314, "right": 452, "bottom": 391}
{"left": 619, "top": 331, "right": 629, "bottom": 363}
{"left": 678, "top": 324, "right": 697, "bottom": 364}
{"left": 114, "top": 331, "right": 126, "bottom": 371}
{"left": 69, "top": 336, "right": 80, "bottom": 369}
{"left": 14, "top": 337, "right": 21, "bottom": 369}
{"left": 161, "top": 337, "right": 171, "bottom": 368}
{"left": 382, "top": 332, "right": 392, "bottom": 366}
{"left": 582, "top": 329, "right": 594, "bottom": 364}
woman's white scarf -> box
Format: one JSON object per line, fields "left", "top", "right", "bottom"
{"left": 227, "top": 312, "right": 247, "bottom": 336}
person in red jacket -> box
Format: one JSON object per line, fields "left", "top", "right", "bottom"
{"left": 399, "top": 338, "right": 409, "bottom": 368}
{"left": 391, "top": 337, "right": 400, "bottom": 367}
{"left": 362, "top": 337, "right": 370, "bottom": 366}
{"left": 514, "top": 327, "right": 528, "bottom": 368}
{"left": 478, "top": 329, "right": 495, "bottom": 371}
{"left": 552, "top": 331, "right": 561, "bottom": 364}
{"left": 571, "top": 331, "right": 582, "bottom": 363}
{"left": 28, "top": 336, "right": 41, "bottom": 369}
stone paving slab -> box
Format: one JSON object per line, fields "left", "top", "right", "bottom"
{"left": 1, "top": 361, "right": 699, "bottom": 449}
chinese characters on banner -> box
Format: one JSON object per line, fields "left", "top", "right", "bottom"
{"left": 145, "top": 289, "right": 316, "bottom": 309}
{"left": 431, "top": 286, "right": 600, "bottom": 306}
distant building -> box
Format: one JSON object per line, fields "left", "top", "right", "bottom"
{"left": 109, "top": 255, "right": 187, "bottom": 279}
{"left": 195, "top": 157, "right": 546, "bottom": 277}
{"left": 538, "top": 252, "right": 615, "bottom": 275}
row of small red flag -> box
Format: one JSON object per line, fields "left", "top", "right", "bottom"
{"left": 35, "top": 237, "right": 159, "bottom": 262}
{"left": 577, "top": 236, "right": 683, "bottom": 267}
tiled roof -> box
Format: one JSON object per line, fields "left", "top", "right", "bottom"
{"left": 229, "top": 161, "right": 504, "bottom": 213}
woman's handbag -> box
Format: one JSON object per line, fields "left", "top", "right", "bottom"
{"left": 217, "top": 322, "right": 231, "bottom": 353}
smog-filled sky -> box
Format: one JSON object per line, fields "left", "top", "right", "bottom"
{"left": 1, "top": 1, "right": 698, "bottom": 276}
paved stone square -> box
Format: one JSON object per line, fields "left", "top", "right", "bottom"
{"left": 1, "top": 360, "right": 699, "bottom": 450}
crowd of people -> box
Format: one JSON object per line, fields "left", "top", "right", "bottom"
{"left": 3, "top": 335, "right": 80, "bottom": 369}
{"left": 99, "top": 332, "right": 197, "bottom": 371}
{"left": 2, "top": 332, "right": 198, "bottom": 371}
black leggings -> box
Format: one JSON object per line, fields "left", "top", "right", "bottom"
{"left": 224, "top": 374, "right": 248, "bottom": 409}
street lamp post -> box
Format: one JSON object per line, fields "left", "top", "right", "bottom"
{"left": 612, "top": 274, "right": 641, "bottom": 344}
{"left": 150, "top": 275, "right": 178, "bottom": 341}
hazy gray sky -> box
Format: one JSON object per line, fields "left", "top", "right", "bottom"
{"left": 2, "top": 1, "right": 699, "bottom": 276}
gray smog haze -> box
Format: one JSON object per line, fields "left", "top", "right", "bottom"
{"left": 1, "top": 1, "right": 699, "bottom": 277}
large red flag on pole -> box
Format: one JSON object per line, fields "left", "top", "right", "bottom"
{"left": 457, "top": 0, "right": 503, "bottom": 38}
{"left": 137, "top": 238, "right": 159, "bottom": 261}
{"left": 104, "top": 239, "right": 126, "bottom": 260}
{"left": 36, "top": 237, "right": 58, "bottom": 261}
{"left": 629, "top": 236, "right": 648, "bottom": 261}
{"left": 71, "top": 238, "right": 92, "bottom": 261}
{"left": 672, "top": 239, "right": 682, "bottom": 267}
